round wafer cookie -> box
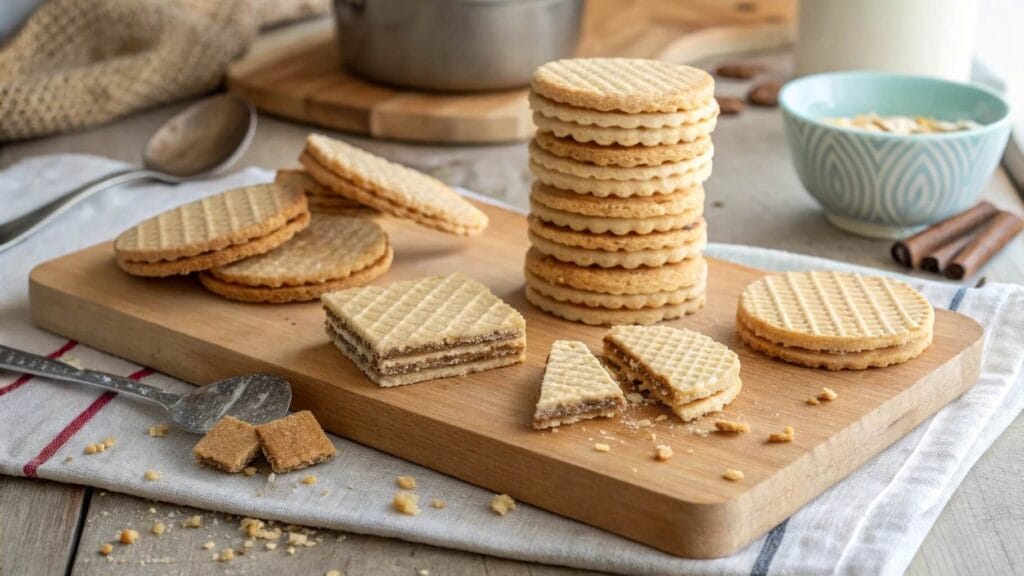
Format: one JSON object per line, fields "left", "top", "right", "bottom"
{"left": 529, "top": 91, "right": 719, "bottom": 129}
{"left": 736, "top": 317, "right": 933, "bottom": 370}
{"left": 530, "top": 199, "right": 701, "bottom": 235}
{"left": 302, "top": 134, "right": 488, "bottom": 235}
{"left": 525, "top": 268, "right": 706, "bottom": 310}
{"left": 528, "top": 229, "right": 705, "bottom": 269}
{"left": 737, "top": 271, "right": 935, "bottom": 352}
{"left": 530, "top": 158, "right": 712, "bottom": 197}
{"left": 116, "top": 212, "right": 311, "bottom": 277}
{"left": 525, "top": 248, "right": 706, "bottom": 295}
{"left": 529, "top": 140, "right": 714, "bottom": 181}
{"left": 208, "top": 214, "right": 389, "bottom": 287}
{"left": 199, "top": 246, "right": 393, "bottom": 304}
{"left": 114, "top": 183, "right": 308, "bottom": 263}
{"left": 531, "top": 58, "right": 715, "bottom": 113}
{"left": 526, "top": 286, "right": 705, "bottom": 326}
{"left": 534, "top": 112, "right": 717, "bottom": 147}
{"left": 528, "top": 215, "right": 705, "bottom": 252}
{"left": 535, "top": 131, "right": 712, "bottom": 168}
{"left": 531, "top": 182, "right": 703, "bottom": 219}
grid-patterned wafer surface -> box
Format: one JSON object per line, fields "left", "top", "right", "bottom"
{"left": 529, "top": 91, "right": 719, "bottom": 129}
{"left": 738, "top": 271, "right": 935, "bottom": 352}
{"left": 531, "top": 58, "right": 715, "bottom": 113}
{"left": 605, "top": 325, "right": 740, "bottom": 405}
{"left": 536, "top": 340, "right": 624, "bottom": 411}
{"left": 304, "top": 134, "right": 488, "bottom": 235}
{"left": 209, "top": 214, "right": 389, "bottom": 287}
{"left": 321, "top": 272, "right": 525, "bottom": 356}
{"left": 115, "top": 184, "right": 307, "bottom": 262}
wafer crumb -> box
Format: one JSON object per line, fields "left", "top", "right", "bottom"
{"left": 240, "top": 517, "right": 279, "bottom": 540}
{"left": 417, "top": 570, "right": 430, "bottom": 576}
{"left": 143, "top": 470, "right": 161, "bottom": 481}
{"left": 265, "top": 542, "right": 278, "bottom": 550}
{"left": 148, "top": 424, "right": 170, "bottom": 437}
{"left": 768, "top": 426, "right": 795, "bottom": 443}
{"left": 430, "top": 499, "right": 446, "bottom": 510}
{"left": 301, "top": 474, "right": 318, "bottom": 485}
{"left": 219, "top": 548, "right": 235, "bottom": 562}
{"left": 714, "top": 419, "right": 751, "bottom": 433}
{"left": 119, "top": 529, "right": 139, "bottom": 544}
{"left": 625, "top": 392, "right": 644, "bottom": 404}
{"left": 396, "top": 476, "right": 417, "bottom": 489}
{"left": 243, "top": 466, "right": 258, "bottom": 477}
{"left": 103, "top": 437, "right": 117, "bottom": 448}
{"left": 151, "top": 522, "right": 166, "bottom": 535}
{"left": 243, "top": 539, "right": 254, "bottom": 548}
{"left": 393, "top": 492, "right": 421, "bottom": 516}
{"left": 490, "top": 494, "right": 516, "bottom": 516}
{"left": 654, "top": 415, "right": 668, "bottom": 422}
{"left": 819, "top": 387, "right": 838, "bottom": 401}
{"left": 203, "top": 541, "right": 216, "bottom": 550}
{"left": 635, "top": 418, "right": 653, "bottom": 428}
{"left": 723, "top": 468, "right": 745, "bottom": 481}
{"left": 806, "top": 397, "right": 820, "bottom": 405}
{"left": 286, "top": 546, "right": 297, "bottom": 555}
{"left": 593, "top": 442, "right": 611, "bottom": 452}
{"left": 182, "top": 515, "right": 203, "bottom": 528}
{"left": 63, "top": 456, "right": 74, "bottom": 464}
{"left": 287, "top": 532, "right": 308, "bottom": 546}
{"left": 99, "top": 543, "right": 113, "bottom": 556}
{"left": 327, "top": 571, "right": 344, "bottom": 576}
{"left": 654, "top": 445, "right": 674, "bottom": 461}
{"left": 84, "top": 443, "right": 105, "bottom": 455}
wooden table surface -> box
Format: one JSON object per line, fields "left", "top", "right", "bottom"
{"left": 2, "top": 52, "right": 1022, "bottom": 576}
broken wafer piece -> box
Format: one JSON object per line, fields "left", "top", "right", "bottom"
{"left": 192, "top": 416, "right": 262, "bottom": 473}
{"left": 603, "top": 325, "right": 741, "bottom": 422}
{"left": 321, "top": 272, "right": 526, "bottom": 387}
{"left": 255, "top": 411, "right": 337, "bottom": 474}
{"left": 533, "top": 340, "right": 626, "bottom": 429}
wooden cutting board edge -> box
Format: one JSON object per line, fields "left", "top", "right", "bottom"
{"left": 26, "top": 240, "right": 983, "bottom": 559}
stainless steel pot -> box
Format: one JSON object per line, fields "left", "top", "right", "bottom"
{"left": 334, "top": 0, "right": 584, "bottom": 92}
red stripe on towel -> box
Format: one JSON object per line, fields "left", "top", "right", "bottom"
{"left": 22, "top": 367, "right": 155, "bottom": 478}
{"left": 0, "top": 340, "right": 78, "bottom": 398}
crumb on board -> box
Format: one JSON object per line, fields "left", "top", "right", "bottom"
{"left": 768, "top": 426, "right": 795, "bottom": 443}
{"left": 182, "top": 515, "right": 203, "bottom": 528}
{"left": 654, "top": 445, "right": 674, "bottom": 461}
{"left": 430, "top": 498, "right": 446, "bottom": 510}
{"left": 148, "top": 424, "right": 170, "bottom": 437}
{"left": 301, "top": 474, "right": 318, "bottom": 485}
{"left": 723, "top": 468, "right": 745, "bottom": 481}
{"left": 490, "top": 493, "right": 516, "bottom": 516}
{"left": 240, "top": 518, "right": 280, "bottom": 540}
{"left": 417, "top": 570, "right": 430, "bottom": 576}
{"left": 151, "top": 522, "right": 166, "bottom": 535}
{"left": 202, "top": 541, "right": 216, "bottom": 550}
{"left": 819, "top": 387, "right": 838, "bottom": 401}
{"left": 393, "top": 492, "right": 421, "bottom": 516}
{"left": 635, "top": 418, "right": 653, "bottom": 428}
{"left": 654, "top": 414, "right": 668, "bottom": 422}
{"left": 396, "top": 475, "right": 416, "bottom": 490}
{"left": 143, "top": 470, "right": 161, "bottom": 481}
{"left": 243, "top": 466, "right": 258, "bottom": 477}
{"left": 327, "top": 571, "right": 344, "bottom": 576}
{"left": 287, "top": 546, "right": 297, "bottom": 555}
{"left": 806, "top": 397, "right": 821, "bottom": 406}
{"left": 593, "top": 442, "right": 611, "bottom": 453}
{"left": 99, "top": 543, "right": 113, "bottom": 556}
{"left": 714, "top": 419, "right": 751, "bottom": 433}
{"left": 219, "top": 548, "right": 235, "bottom": 562}
{"left": 118, "top": 529, "right": 139, "bottom": 545}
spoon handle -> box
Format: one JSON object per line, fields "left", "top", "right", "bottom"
{"left": 0, "top": 344, "right": 180, "bottom": 408}
{"left": 0, "top": 168, "right": 154, "bottom": 253}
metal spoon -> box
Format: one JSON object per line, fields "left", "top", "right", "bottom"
{"left": 0, "top": 93, "right": 257, "bottom": 253}
{"left": 0, "top": 344, "right": 290, "bottom": 433}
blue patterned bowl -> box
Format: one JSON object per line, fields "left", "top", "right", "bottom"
{"left": 780, "top": 72, "right": 1012, "bottom": 238}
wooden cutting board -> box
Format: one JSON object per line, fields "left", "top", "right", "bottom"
{"left": 226, "top": 0, "right": 794, "bottom": 144}
{"left": 28, "top": 201, "right": 982, "bottom": 558}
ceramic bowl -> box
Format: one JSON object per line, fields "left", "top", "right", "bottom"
{"left": 780, "top": 72, "right": 1012, "bottom": 238}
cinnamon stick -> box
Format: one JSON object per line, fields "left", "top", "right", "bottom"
{"left": 921, "top": 232, "right": 975, "bottom": 273}
{"left": 945, "top": 211, "right": 1024, "bottom": 280}
{"left": 891, "top": 202, "right": 999, "bottom": 268}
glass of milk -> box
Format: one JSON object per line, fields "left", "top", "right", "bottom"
{"left": 795, "top": 0, "right": 979, "bottom": 81}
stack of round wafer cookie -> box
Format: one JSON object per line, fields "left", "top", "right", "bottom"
{"left": 736, "top": 271, "right": 935, "bottom": 370}
{"left": 523, "top": 58, "right": 718, "bottom": 325}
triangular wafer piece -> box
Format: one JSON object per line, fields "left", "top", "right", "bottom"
{"left": 603, "top": 325, "right": 741, "bottom": 420}
{"left": 322, "top": 272, "right": 526, "bottom": 387}
{"left": 533, "top": 340, "right": 626, "bottom": 429}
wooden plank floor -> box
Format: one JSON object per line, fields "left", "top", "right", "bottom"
{"left": 2, "top": 51, "right": 1022, "bottom": 575}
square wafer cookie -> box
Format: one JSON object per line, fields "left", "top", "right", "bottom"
{"left": 255, "top": 411, "right": 337, "bottom": 474}
{"left": 301, "top": 134, "right": 487, "bottom": 235}
{"left": 533, "top": 340, "right": 626, "bottom": 429}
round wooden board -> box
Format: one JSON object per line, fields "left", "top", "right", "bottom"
{"left": 227, "top": 1, "right": 794, "bottom": 144}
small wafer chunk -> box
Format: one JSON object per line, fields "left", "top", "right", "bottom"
{"left": 490, "top": 494, "right": 516, "bottom": 515}
{"left": 393, "top": 492, "right": 420, "bottom": 516}
{"left": 768, "top": 426, "right": 795, "bottom": 443}
{"left": 302, "top": 134, "right": 487, "bottom": 235}
{"left": 714, "top": 420, "right": 750, "bottom": 433}
{"left": 819, "top": 387, "right": 838, "bottom": 401}
{"left": 396, "top": 476, "right": 416, "bottom": 489}
{"left": 256, "top": 411, "right": 337, "bottom": 474}
{"left": 723, "top": 468, "right": 745, "bottom": 481}
{"left": 192, "top": 416, "right": 261, "bottom": 474}
{"left": 533, "top": 340, "right": 626, "bottom": 429}
{"left": 654, "top": 445, "right": 674, "bottom": 461}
